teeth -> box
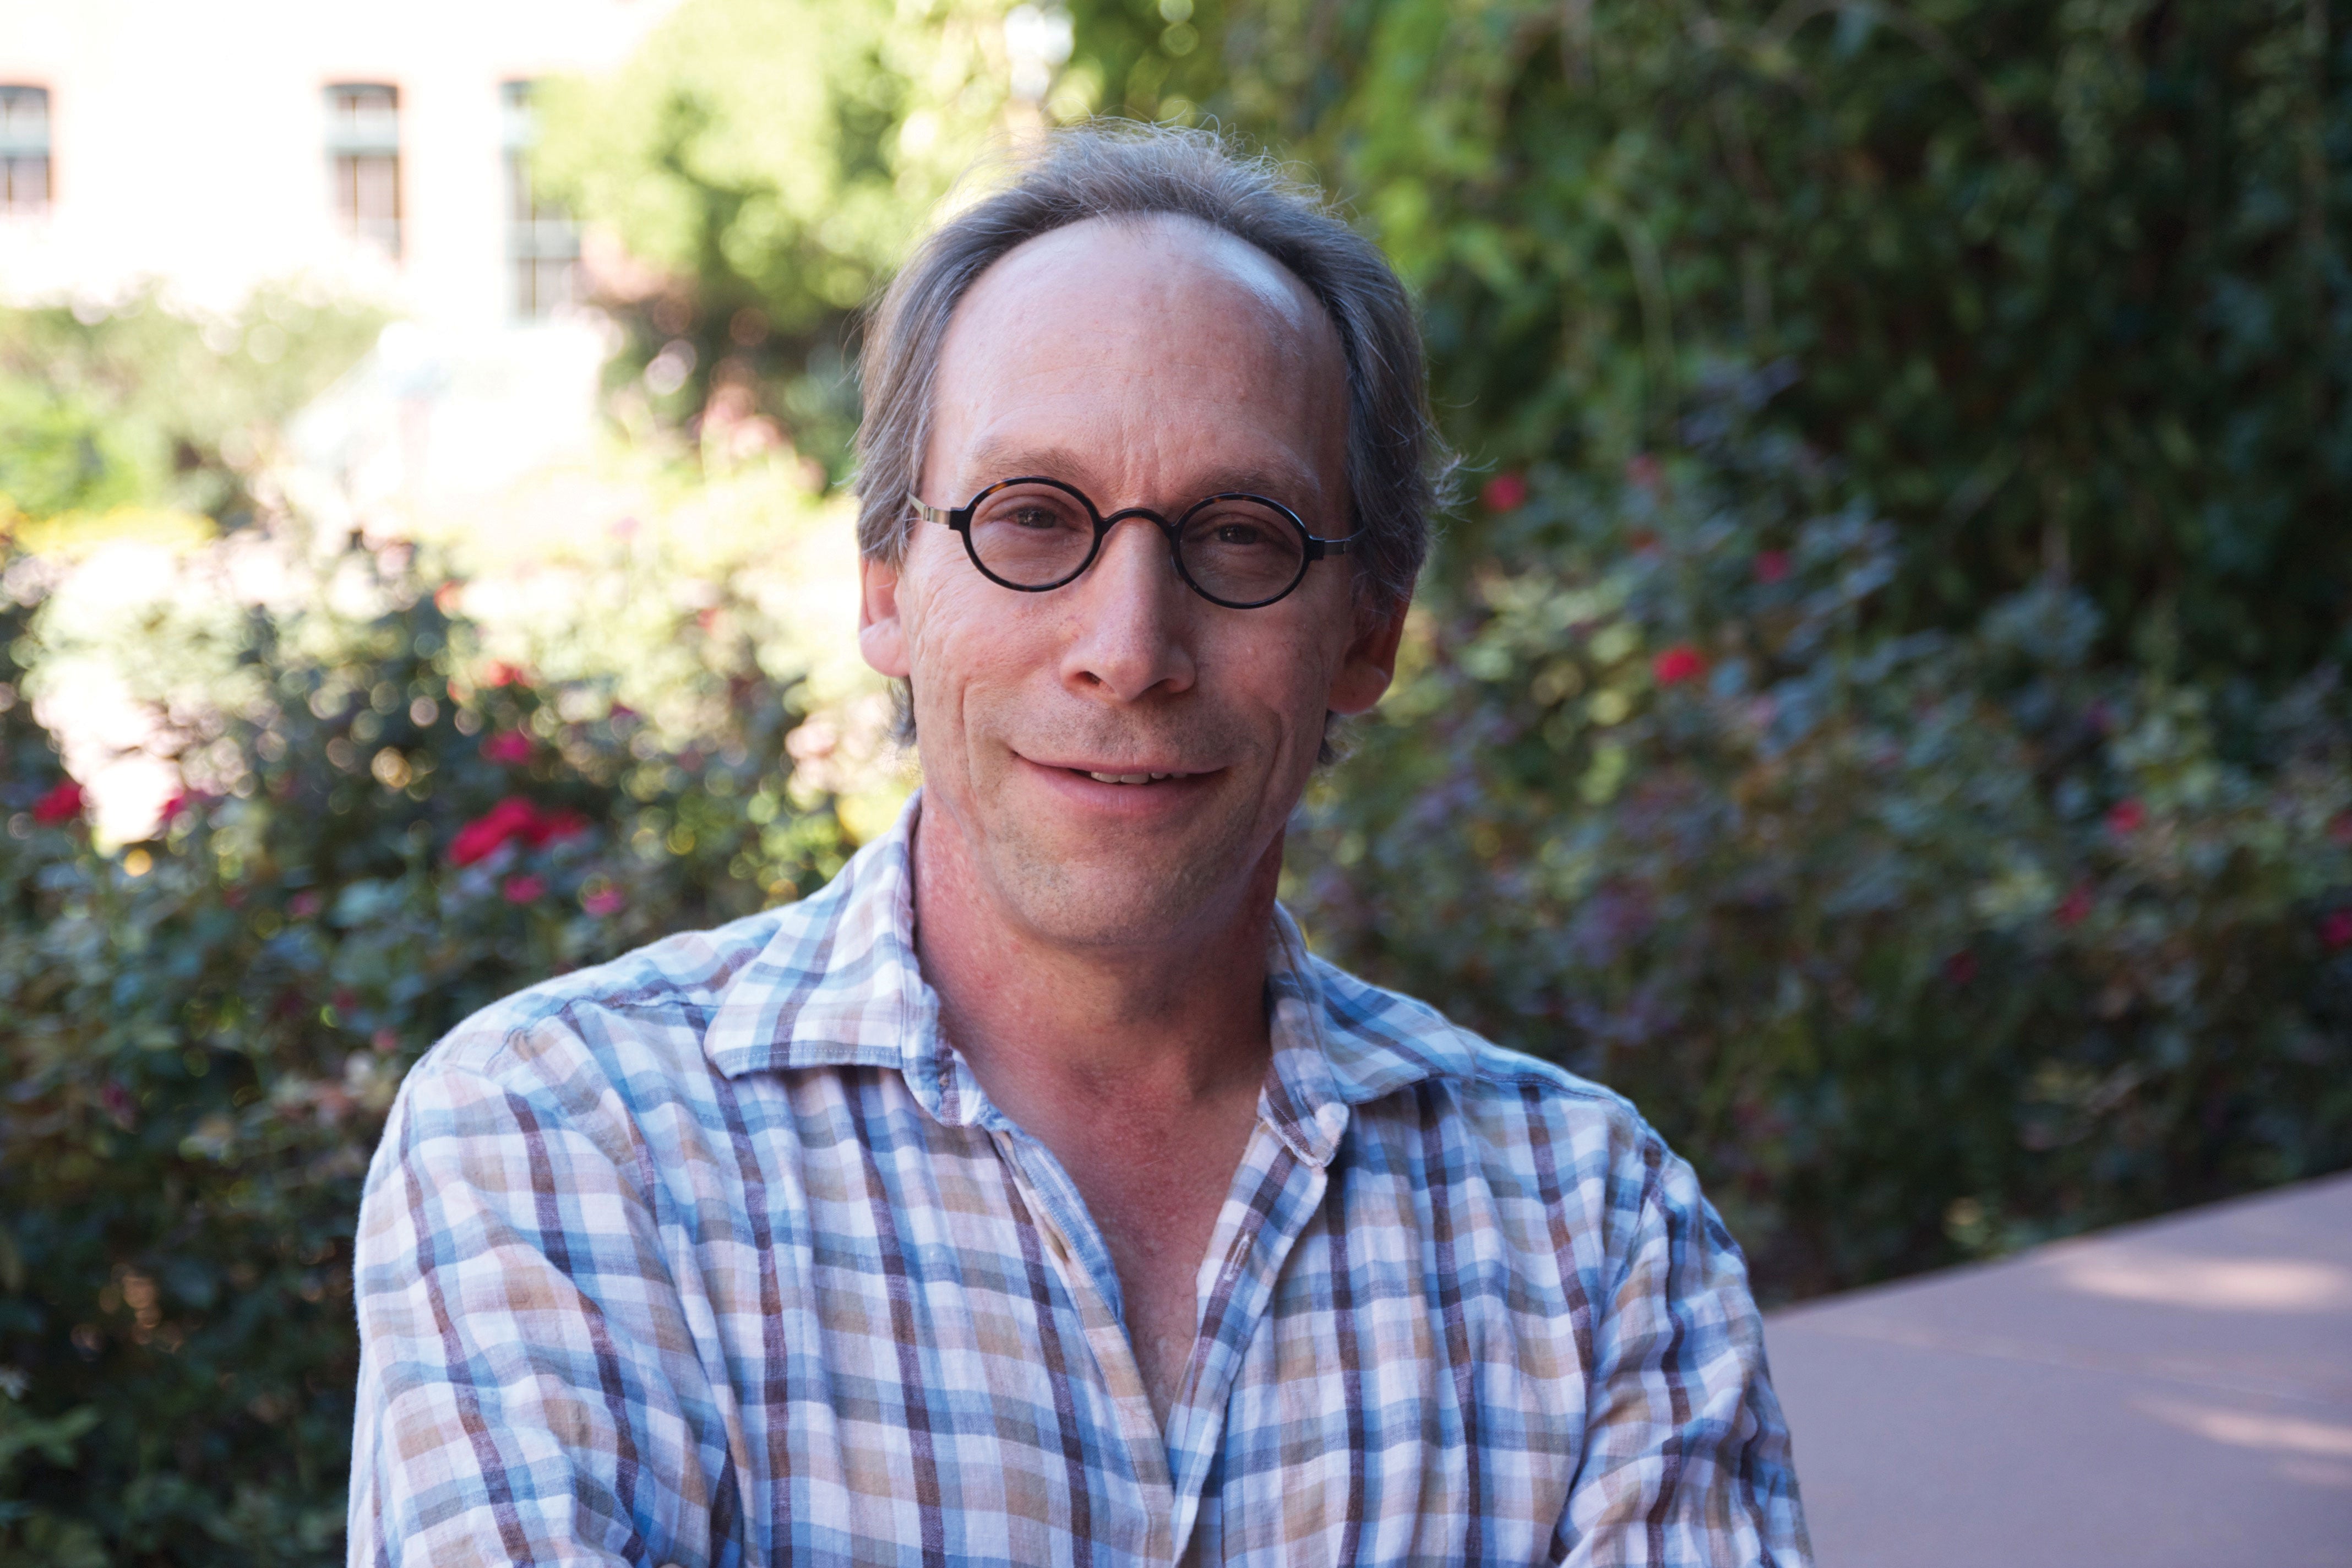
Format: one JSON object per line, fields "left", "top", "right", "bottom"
{"left": 1085, "top": 771, "right": 1180, "bottom": 785}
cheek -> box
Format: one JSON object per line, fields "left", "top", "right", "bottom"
{"left": 1222, "top": 619, "right": 1344, "bottom": 737}
{"left": 904, "top": 571, "right": 1054, "bottom": 709}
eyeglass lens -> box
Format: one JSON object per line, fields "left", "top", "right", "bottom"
{"left": 966, "top": 482, "right": 1309, "bottom": 605}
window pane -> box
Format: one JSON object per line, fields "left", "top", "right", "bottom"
{"left": 325, "top": 84, "right": 398, "bottom": 155}
{"left": 503, "top": 83, "right": 578, "bottom": 318}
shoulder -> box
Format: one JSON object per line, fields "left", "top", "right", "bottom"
{"left": 1311, "top": 952, "right": 1655, "bottom": 1148}
{"left": 381, "top": 907, "right": 791, "bottom": 1150}
{"left": 1308, "top": 953, "right": 1724, "bottom": 1247}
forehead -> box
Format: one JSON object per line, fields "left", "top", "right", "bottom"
{"left": 932, "top": 214, "right": 1347, "bottom": 434}
{"left": 959, "top": 212, "right": 1330, "bottom": 335}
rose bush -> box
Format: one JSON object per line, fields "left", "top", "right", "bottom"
{"left": 1287, "top": 375, "right": 2352, "bottom": 1300}
{"left": 0, "top": 545, "right": 852, "bottom": 1564}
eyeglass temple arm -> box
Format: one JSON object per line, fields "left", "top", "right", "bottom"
{"left": 908, "top": 494, "right": 966, "bottom": 530}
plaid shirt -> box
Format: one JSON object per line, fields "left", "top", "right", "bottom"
{"left": 351, "top": 798, "right": 1807, "bottom": 1566}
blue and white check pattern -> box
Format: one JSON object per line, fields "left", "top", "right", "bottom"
{"left": 351, "top": 798, "right": 1808, "bottom": 1566}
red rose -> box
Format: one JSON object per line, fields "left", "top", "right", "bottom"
{"left": 1754, "top": 550, "right": 1790, "bottom": 584}
{"left": 1652, "top": 645, "right": 1706, "bottom": 686}
{"left": 1480, "top": 472, "right": 1529, "bottom": 513}
{"left": 1943, "top": 950, "right": 1979, "bottom": 986}
{"left": 502, "top": 874, "right": 546, "bottom": 905}
{"left": 537, "top": 808, "right": 591, "bottom": 845}
{"left": 480, "top": 731, "right": 533, "bottom": 765}
{"left": 30, "top": 780, "right": 84, "bottom": 825}
{"left": 581, "top": 884, "right": 626, "bottom": 917}
{"left": 2322, "top": 910, "right": 2352, "bottom": 950}
{"left": 2055, "top": 885, "right": 2093, "bottom": 927}
{"left": 481, "top": 661, "right": 526, "bottom": 688}
{"left": 450, "top": 797, "right": 591, "bottom": 866}
{"left": 159, "top": 788, "right": 213, "bottom": 823}
{"left": 288, "top": 890, "right": 323, "bottom": 919}
{"left": 2106, "top": 799, "right": 2147, "bottom": 835}
{"left": 449, "top": 797, "right": 540, "bottom": 865}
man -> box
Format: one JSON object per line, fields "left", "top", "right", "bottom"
{"left": 351, "top": 126, "right": 1809, "bottom": 1566}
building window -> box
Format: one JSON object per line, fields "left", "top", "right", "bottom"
{"left": 0, "top": 86, "right": 50, "bottom": 215}
{"left": 326, "top": 83, "right": 401, "bottom": 257}
{"left": 502, "top": 82, "right": 579, "bottom": 319}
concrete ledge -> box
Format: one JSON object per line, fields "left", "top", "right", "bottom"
{"left": 1766, "top": 1172, "right": 2352, "bottom": 1566}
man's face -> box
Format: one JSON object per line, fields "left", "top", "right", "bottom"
{"left": 859, "top": 214, "right": 1404, "bottom": 952}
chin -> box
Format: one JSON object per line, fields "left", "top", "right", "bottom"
{"left": 989, "top": 829, "right": 1245, "bottom": 950}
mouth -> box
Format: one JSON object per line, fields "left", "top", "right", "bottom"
{"left": 1017, "top": 753, "right": 1219, "bottom": 790}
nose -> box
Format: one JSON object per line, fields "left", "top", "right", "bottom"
{"left": 1057, "top": 515, "right": 1197, "bottom": 704}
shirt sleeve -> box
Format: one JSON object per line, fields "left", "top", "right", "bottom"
{"left": 1558, "top": 1141, "right": 1812, "bottom": 1567}
{"left": 348, "top": 1026, "right": 739, "bottom": 1568}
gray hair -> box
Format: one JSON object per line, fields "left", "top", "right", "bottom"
{"left": 853, "top": 122, "right": 1452, "bottom": 613}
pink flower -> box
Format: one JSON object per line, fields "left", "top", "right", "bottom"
{"left": 2322, "top": 910, "right": 2352, "bottom": 950}
{"left": 449, "top": 797, "right": 592, "bottom": 867}
{"left": 540, "top": 809, "right": 591, "bottom": 844}
{"left": 1481, "top": 472, "right": 1529, "bottom": 513}
{"left": 2329, "top": 813, "right": 2352, "bottom": 847}
{"left": 2055, "top": 885, "right": 2093, "bottom": 927}
{"left": 450, "top": 797, "right": 537, "bottom": 865}
{"left": 1943, "top": 950, "right": 1979, "bottom": 986}
{"left": 581, "top": 884, "right": 626, "bottom": 917}
{"left": 1625, "top": 453, "right": 1663, "bottom": 489}
{"left": 1652, "top": 645, "right": 1706, "bottom": 686}
{"left": 1753, "top": 550, "right": 1790, "bottom": 584}
{"left": 481, "top": 661, "right": 527, "bottom": 688}
{"left": 480, "top": 731, "right": 533, "bottom": 765}
{"left": 2106, "top": 799, "right": 2147, "bottom": 835}
{"left": 159, "top": 788, "right": 213, "bottom": 824}
{"left": 288, "top": 890, "right": 323, "bottom": 919}
{"left": 30, "top": 779, "right": 84, "bottom": 825}
{"left": 503, "top": 874, "right": 546, "bottom": 904}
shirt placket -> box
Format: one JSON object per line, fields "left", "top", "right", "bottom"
{"left": 987, "top": 1123, "right": 1183, "bottom": 1562}
{"left": 1158, "top": 1112, "right": 1333, "bottom": 1565}
{"left": 993, "top": 1104, "right": 1338, "bottom": 1567}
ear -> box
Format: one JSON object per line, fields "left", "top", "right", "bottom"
{"left": 1327, "top": 595, "right": 1409, "bottom": 716}
{"left": 858, "top": 553, "right": 911, "bottom": 679}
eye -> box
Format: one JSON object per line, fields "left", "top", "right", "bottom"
{"left": 1213, "top": 521, "right": 1273, "bottom": 547}
{"left": 1008, "top": 505, "right": 1065, "bottom": 531}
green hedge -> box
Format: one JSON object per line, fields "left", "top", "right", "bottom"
{"left": 1286, "top": 375, "right": 2352, "bottom": 1299}
{"left": 1213, "top": 0, "right": 2352, "bottom": 674}
{"left": 0, "top": 551, "right": 851, "bottom": 1563}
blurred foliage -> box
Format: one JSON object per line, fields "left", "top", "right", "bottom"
{"left": 0, "top": 288, "right": 384, "bottom": 538}
{"left": 0, "top": 544, "right": 852, "bottom": 1562}
{"left": 1218, "top": 0, "right": 2351, "bottom": 675}
{"left": 1286, "top": 371, "right": 2352, "bottom": 1299}
{"left": 531, "top": 0, "right": 1030, "bottom": 472}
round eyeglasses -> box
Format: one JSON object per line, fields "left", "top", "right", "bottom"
{"left": 909, "top": 476, "right": 1358, "bottom": 609}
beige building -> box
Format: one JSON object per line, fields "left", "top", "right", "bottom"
{"left": 0, "top": 0, "right": 673, "bottom": 328}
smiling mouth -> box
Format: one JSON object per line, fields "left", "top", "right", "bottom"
{"left": 1073, "top": 768, "right": 1197, "bottom": 785}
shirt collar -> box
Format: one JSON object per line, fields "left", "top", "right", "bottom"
{"left": 703, "top": 791, "right": 1452, "bottom": 1159}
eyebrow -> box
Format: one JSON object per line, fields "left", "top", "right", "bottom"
{"left": 954, "top": 442, "right": 1332, "bottom": 519}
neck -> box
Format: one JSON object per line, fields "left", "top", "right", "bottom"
{"left": 908, "top": 799, "right": 1279, "bottom": 1122}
